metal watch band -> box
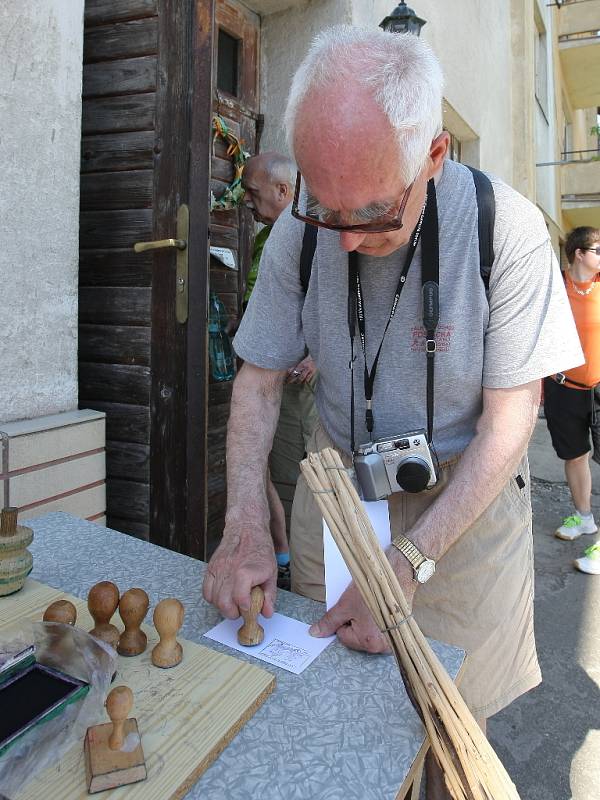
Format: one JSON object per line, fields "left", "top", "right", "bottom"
{"left": 391, "top": 535, "right": 427, "bottom": 569}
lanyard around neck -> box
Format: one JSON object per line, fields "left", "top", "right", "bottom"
{"left": 348, "top": 178, "right": 439, "bottom": 451}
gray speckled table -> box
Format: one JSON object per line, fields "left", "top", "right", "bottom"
{"left": 26, "top": 512, "right": 463, "bottom": 800}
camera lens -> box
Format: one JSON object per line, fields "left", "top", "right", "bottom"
{"left": 396, "top": 457, "right": 431, "bottom": 493}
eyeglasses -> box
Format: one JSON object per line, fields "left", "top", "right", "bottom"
{"left": 584, "top": 247, "right": 600, "bottom": 256}
{"left": 290, "top": 172, "right": 415, "bottom": 233}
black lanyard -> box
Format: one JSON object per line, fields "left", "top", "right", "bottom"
{"left": 348, "top": 178, "right": 439, "bottom": 452}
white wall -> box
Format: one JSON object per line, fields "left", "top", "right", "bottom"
{"left": 0, "top": 0, "right": 84, "bottom": 423}
{"left": 260, "top": 1, "right": 515, "bottom": 184}
{"left": 259, "top": 0, "right": 353, "bottom": 155}
{"left": 353, "top": 1, "right": 514, "bottom": 182}
{"left": 534, "top": 0, "right": 560, "bottom": 224}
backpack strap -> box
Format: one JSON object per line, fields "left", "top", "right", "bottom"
{"left": 299, "top": 224, "right": 318, "bottom": 294}
{"left": 298, "top": 166, "right": 496, "bottom": 294}
{"left": 466, "top": 165, "right": 496, "bottom": 293}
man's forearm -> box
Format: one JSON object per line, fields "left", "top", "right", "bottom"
{"left": 392, "top": 381, "right": 540, "bottom": 567}
{"left": 225, "top": 363, "right": 286, "bottom": 525}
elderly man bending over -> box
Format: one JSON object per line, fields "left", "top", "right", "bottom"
{"left": 204, "top": 26, "right": 582, "bottom": 798}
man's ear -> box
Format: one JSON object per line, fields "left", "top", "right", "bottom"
{"left": 278, "top": 182, "right": 290, "bottom": 202}
{"left": 425, "top": 132, "right": 450, "bottom": 178}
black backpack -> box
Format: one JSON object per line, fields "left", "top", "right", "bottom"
{"left": 299, "top": 165, "right": 495, "bottom": 294}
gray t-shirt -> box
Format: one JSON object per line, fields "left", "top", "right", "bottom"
{"left": 234, "top": 159, "right": 583, "bottom": 462}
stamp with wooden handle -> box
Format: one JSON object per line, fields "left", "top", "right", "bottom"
{"left": 43, "top": 599, "right": 77, "bottom": 625}
{"left": 152, "top": 598, "right": 184, "bottom": 668}
{"left": 88, "top": 581, "right": 120, "bottom": 649}
{"left": 237, "top": 586, "right": 265, "bottom": 646}
{"left": 83, "top": 685, "right": 147, "bottom": 793}
{"left": 117, "top": 588, "right": 149, "bottom": 656}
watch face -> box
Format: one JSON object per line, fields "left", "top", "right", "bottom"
{"left": 416, "top": 559, "right": 435, "bottom": 584}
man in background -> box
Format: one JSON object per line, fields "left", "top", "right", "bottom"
{"left": 241, "top": 153, "right": 318, "bottom": 587}
{"left": 544, "top": 227, "right": 600, "bottom": 573}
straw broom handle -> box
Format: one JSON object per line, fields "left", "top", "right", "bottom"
{"left": 319, "top": 450, "right": 516, "bottom": 797}
{"left": 331, "top": 459, "right": 512, "bottom": 791}
{"left": 301, "top": 450, "right": 520, "bottom": 800}
{"left": 302, "top": 457, "right": 477, "bottom": 799}
{"left": 325, "top": 450, "right": 499, "bottom": 748}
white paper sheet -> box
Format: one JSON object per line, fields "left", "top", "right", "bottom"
{"left": 324, "top": 499, "right": 391, "bottom": 609}
{"left": 203, "top": 612, "right": 335, "bottom": 675}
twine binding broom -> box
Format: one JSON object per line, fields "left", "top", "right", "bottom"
{"left": 300, "top": 447, "right": 521, "bottom": 800}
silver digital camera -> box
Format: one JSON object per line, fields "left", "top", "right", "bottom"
{"left": 354, "top": 430, "right": 438, "bottom": 501}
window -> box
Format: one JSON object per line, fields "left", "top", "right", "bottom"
{"left": 535, "top": 27, "right": 549, "bottom": 121}
{"left": 217, "top": 29, "right": 239, "bottom": 96}
{"left": 448, "top": 132, "right": 462, "bottom": 163}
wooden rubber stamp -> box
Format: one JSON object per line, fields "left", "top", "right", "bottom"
{"left": 152, "top": 598, "right": 184, "bottom": 669}
{"left": 237, "top": 586, "right": 265, "bottom": 646}
{"left": 43, "top": 599, "right": 77, "bottom": 625}
{"left": 88, "top": 581, "right": 120, "bottom": 649}
{"left": 117, "top": 588, "right": 149, "bottom": 656}
{"left": 84, "top": 685, "right": 146, "bottom": 793}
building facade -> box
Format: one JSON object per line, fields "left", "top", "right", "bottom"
{"left": 0, "top": 0, "right": 598, "bottom": 552}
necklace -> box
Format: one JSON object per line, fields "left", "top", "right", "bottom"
{"left": 568, "top": 273, "right": 596, "bottom": 296}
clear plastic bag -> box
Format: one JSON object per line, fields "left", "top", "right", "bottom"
{"left": 0, "top": 621, "right": 116, "bottom": 797}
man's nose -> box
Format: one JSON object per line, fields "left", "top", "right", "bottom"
{"left": 339, "top": 231, "right": 367, "bottom": 252}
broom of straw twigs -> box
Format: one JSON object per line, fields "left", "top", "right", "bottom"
{"left": 300, "top": 448, "right": 521, "bottom": 800}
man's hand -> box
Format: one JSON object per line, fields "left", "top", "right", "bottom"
{"left": 202, "top": 519, "right": 277, "bottom": 620}
{"left": 286, "top": 355, "right": 317, "bottom": 384}
{"left": 309, "top": 553, "right": 416, "bottom": 653}
{"left": 309, "top": 583, "right": 390, "bottom": 652}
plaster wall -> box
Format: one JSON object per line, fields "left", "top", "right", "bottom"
{"left": 352, "top": 1, "right": 514, "bottom": 182}
{"left": 260, "top": 1, "right": 514, "bottom": 184}
{"left": 534, "top": 2, "right": 561, "bottom": 226}
{"left": 0, "top": 0, "right": 83, "bottom": 423}
{"left": 259, "top": 0, "right": 352, "bottom": 155}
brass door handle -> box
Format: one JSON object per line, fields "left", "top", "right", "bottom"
{"left": 133, "top": 238, "right": 186, "bottom": 253}
{"left": 133, "top": 205, "right": 190, "bottom": 324}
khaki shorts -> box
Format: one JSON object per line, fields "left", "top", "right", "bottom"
{"left": 269, "top": 379, "right": 318, "bottom": 529}
{"left": 290, "top": 423, "right": 541, "bottom": 717}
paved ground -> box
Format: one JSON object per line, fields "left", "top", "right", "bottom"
{"left": 488, "top": 419, "right": 600, "bottom": 800}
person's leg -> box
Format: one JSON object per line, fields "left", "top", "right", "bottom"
{"left": 270, "top": 384, "right": 307, "bottom": 530}
{"left": 565, "top": 452, "right": 593, "bottom": 515}
{"left": 267, "top": 472, "right": 288, "bottom": 555}
{"left": 424, "top": 718, "right": 486, "bottom": 799}
{"left": 544, "top": 380, "right": 597, "bottom": 539}
{"left": 267, "top": 471, "right": 291, "bottom": 590}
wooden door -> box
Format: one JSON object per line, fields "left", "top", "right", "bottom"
{"left": 206, "top": 0, "right": 260, "bottom": 555}
{"left": 78, "top": 0, "right": 214, "bottom": 558}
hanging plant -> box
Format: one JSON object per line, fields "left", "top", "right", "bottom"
{"left": 210, "top": 115, "right": 250, "bottom": 212}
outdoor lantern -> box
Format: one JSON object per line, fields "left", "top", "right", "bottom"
{"left": 379, "top": 2, "right": 426, "bottom": 36}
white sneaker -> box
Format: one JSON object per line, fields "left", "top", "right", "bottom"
{"left": 574, "top": 543, "right": 600, "bottom": 574}
{"left": 555, "top": 514, "right": 598, "bottom": 541}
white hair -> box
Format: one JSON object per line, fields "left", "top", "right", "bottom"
{"left": 284, "top": 25, "right": 444, "bottom": 186}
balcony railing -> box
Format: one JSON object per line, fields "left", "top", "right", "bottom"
{"left": 536, "top": 149, "right": 600, "bottom": 167}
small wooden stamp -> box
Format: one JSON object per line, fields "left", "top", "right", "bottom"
{"left": 237, "top": 586, "right": 265, "bottom": 647}
{"left": 84, "top": 685, "right": 146, "bottom": 794}
{"left": 117, "top": 588, "right": 149, "bottom": 656}
{"left": 152, "top": 598, "right": 184, "bottom": 669}
{"left": 43, "top": 599, "right": 77, "bottom": 625}
{"left": 88, "top": 581, "right": 120, "bottom": 649}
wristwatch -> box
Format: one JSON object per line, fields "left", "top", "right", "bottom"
{"left": 391, "top": 536, "right": 436, "bottom": 584}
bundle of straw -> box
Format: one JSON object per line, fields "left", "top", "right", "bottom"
{"left": 300, "top": 448, "right": 521, "bottom": 800}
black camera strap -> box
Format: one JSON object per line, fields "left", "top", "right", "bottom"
{"left": 348, "top": 178, "right": 439, "bottom": 452}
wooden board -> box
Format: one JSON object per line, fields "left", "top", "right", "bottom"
{"left": 6, "top": 580, "right": 276, "bottom": 800}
